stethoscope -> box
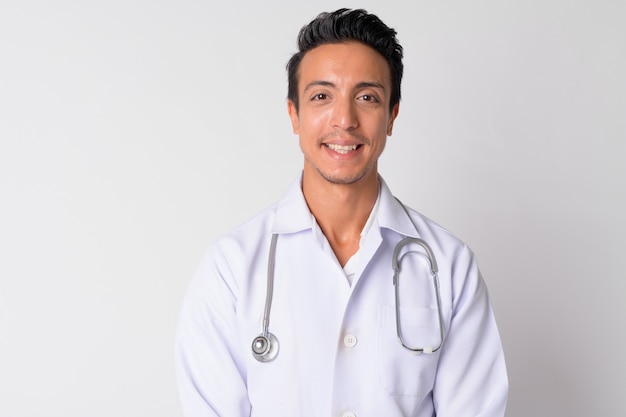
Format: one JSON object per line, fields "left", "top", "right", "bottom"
{"left": 251, "top": 200, "right": 446, "bottom": 362}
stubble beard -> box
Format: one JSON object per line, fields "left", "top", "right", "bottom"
{"left": 302, "top": 131, "right": 381, "bottom": 185}
{"left": 308, "top": 158, "right": 370, "bottom": 185}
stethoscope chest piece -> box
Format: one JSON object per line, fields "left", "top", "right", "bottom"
{"left": 251, "top": 332, "right": 279, "bottom": 362}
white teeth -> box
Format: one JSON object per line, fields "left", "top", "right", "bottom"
{"left": 326, "top": 144, "right": 358, "bottom": 154}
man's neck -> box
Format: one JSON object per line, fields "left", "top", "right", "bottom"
{"left": 302, "top": 170, "right": 379, "bottom": 267}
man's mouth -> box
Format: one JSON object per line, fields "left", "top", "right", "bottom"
{"left": 325, "top": 144, "right": 360, "bottom": 154}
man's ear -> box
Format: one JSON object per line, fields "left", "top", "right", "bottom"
{"left": 387, "top": 103, "right": 400, "bottom": 136}
{"left": 287, "top": 100, "right": 300, "bottom": 134}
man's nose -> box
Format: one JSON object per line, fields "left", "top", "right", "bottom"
{"left": 330, "top": 97, "right": 358, "bottom": 130}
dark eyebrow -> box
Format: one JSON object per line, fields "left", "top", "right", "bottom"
{"left": 303, "top": 80, "right": 335, "bottom": 93}
{"left": 356, "top": 81, "right": 386, "bottom": 91}
{"left": 303, "top": 80, "right": 386, "bottom": 93}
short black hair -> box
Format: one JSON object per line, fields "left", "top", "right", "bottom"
{"left": 287, "top": 8, "right": 403, "bottom": 112}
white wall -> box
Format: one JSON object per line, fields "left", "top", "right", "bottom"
{"left": 1, "top": 1, "right": 623, "bottom": 416}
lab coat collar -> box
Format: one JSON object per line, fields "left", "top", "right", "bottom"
{"left": 377, "top": 176, "right": 422, "bottom": 239}
{"left": 271, "top": 174, "right": 313, "bottom": 234}
{"left": 271, "top": 173, "right": 421, "bottom": 239}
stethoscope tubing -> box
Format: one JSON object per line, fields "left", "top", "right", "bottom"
{"left": 262, "top": 233, "right": 279, "bottom": 338}
{"left": 250, "top": 233, "right": 280, "bottom": 362}
{"left": 392, "top": 237, "right": 445, "bottom": 353}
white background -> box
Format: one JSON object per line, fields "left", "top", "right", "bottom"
{"left": 1, "top": 1, "right": 624, "bottom": 416}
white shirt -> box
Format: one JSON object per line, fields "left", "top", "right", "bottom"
{"left": 175, "top": 175, "right": 508, "bottom": 417}
{"left": 340, "top": 184, "right": 380, "bottom": 285}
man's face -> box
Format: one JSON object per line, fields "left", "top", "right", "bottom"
{"left": 288, "top": 42, "right": 399, "bottom": 186}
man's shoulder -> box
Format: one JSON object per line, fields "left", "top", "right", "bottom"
{"left": 399, "top": 203, "right": 470, "bottom": 253}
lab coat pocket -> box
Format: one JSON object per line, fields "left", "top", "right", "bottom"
{"left": 377, "top": 304, "right": 440, "bottom": 397}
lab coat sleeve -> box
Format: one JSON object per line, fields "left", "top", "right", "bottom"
{"left": 433, "top": 244, "right": 508, "bottom": 417}
{"left": 175, "top": 244, "right": 251, "bottom": 417}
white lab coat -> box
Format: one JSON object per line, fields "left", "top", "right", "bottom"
{"left": 175, "top": 175, "right": 508, "bottom": 417}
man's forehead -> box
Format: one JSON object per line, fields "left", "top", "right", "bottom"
{"left": 297, "top": 42, "right": 392, "bottom": 87}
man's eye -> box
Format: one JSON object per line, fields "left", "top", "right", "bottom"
{"left": 312, "top": 93, "right": 328, "bottom": 100}
{"left": 360, "top": 94, "right": 378, "bottom": 102}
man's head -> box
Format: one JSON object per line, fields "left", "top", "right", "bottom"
{"left": 287, "top": 8, "right": 404, "bottom": 113}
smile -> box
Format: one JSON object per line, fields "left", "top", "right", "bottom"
{"left": 325, "top": 144, "right": 359, "bottom": 154}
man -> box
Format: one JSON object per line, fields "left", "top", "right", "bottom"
{"left": 176, "top": 8, "right": 508, "bottom": 417}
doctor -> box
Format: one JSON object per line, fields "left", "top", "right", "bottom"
{"left": 175, "top": 8, "right": 508, "bottom": 417}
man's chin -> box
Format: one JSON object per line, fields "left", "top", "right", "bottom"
{"left": 319, "top": 169, "right": 367, "bottom": 185}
